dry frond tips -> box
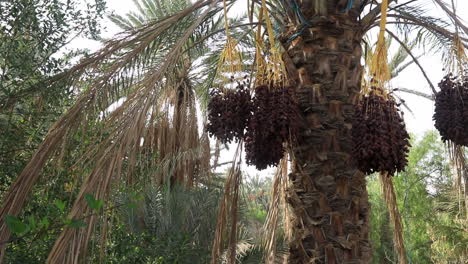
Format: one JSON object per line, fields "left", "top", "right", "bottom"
{"left": 352, "top": 88, "right": 411, "bottom": 175}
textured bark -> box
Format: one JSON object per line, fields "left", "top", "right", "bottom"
{"left": 282, "top": 8, "right": 372, "bottom": 264}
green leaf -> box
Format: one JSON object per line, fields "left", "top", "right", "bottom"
{"left": 126, "top": 202, "right": 137, "bottom": 209}
{"left": 130, "top": 191, "right": 144, "bottom": 201}
{"left": 54, "top": 199, "right": 66, "bottom": 212}
{"left": 39, "top": 217, "right": 50, "bottom": 229}
{"left": 84, "top": 193, "right": 103, "bottom": 211}
{"left": 5, "top": 215, "right": 29, "bottom": 235}
{"left": 27, "top": 216, "right": 37, "bottom": 232}
{"left": 67, "top": 219, "right": 87, "bottom": 228}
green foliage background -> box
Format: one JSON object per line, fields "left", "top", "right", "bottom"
{"left": 368, "top": 131, "right": 467, "bottom": 264}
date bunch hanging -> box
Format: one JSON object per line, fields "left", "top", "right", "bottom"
{"left": 353, "top": 4, "right": 410, "bottom": 176}
{"left": 242, "top": 0, "right": 301, "bottom": 170}
{"left": 433, "top": 31, "right": 468, "bottom": 147}
{"left": 352, "top": 88, "right": 410, "bottom": 175}
{"left": 206, "top": 80, "right": 253, "bottom": 144}
{"left": 244, "top": 85, "right": 300, "bottom": 170}
{"left": 433, "top": 73, "right": 468, "bottom": 146}
{"left": 206, "top": 2, "right": 251, "bottom": 145}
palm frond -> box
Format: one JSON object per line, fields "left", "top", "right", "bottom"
{"left": 390, "top": 3, "right": 466, "bottom": 50}
{"left": 432, "top": 0, "right": 468, "bottom": 37}
{"left": 386, "top": 29, "right": 438, "bottom": 94}
{"left": 0, "top": 1, "right": 220, "bottom": 262}
{"left": 379, "top": 172, "right": 407, "bottom": 264}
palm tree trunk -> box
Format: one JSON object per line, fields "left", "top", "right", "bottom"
{"left": 282, "top": 12, "right": 371, "bottom": 263}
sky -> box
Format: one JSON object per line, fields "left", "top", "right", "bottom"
{"left": 71, "top": 0, "right": 467, "bottom": 176}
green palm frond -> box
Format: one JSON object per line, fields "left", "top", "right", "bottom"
{"left": 363, "top": 35, "right": 417, "bottom": 81}
{"left": 109, "top": 0, "right": 192, "bottom": 29}
{"left": 389, "top": 38, "right": 417, "bottom": 78}
{"left": 114, "top": 184, "right": 221, "bottom": 262}
{"left": 390, "top": 3, "right": 458, "bottom": 51}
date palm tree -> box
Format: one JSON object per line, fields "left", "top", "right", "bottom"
{"left": 0, "top": 0, "right": 466, "bottom": 263}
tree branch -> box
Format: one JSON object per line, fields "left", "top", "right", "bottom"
{"left": 211, "top": 160, "right": 233, "bottom": 169}
{"left": 395, "top": 87, "right": 434, "bottom": 101}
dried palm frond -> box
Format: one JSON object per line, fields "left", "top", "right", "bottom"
{"left": 0, "top": 0, "right": 220, "bottom": 262}
{"left": 47, "top": 6, "right": 216, "bottom": 260}
{"left": 448, "top": 143, "right": 468, "bottom": 219}
{"left": 445, "top": 35, "right": 468, "bottom": 73}
{"left": 255, "top": 0, "right": 288, "bottom": 87}
{"left": 280, "top": 156, "right": 291, "bottom": 244}
{"left": 263, "top": 157, "right": 287, "bottom": 264}
{"left": 367, "top": 0, "right": 390, "bottom": 92}
{"left": 211, "top": 142, "right": 243, "bottom": 264}
{"left": 379, "top": 172, "right": 407, "bottom": 264}
{"left": 215, "top": 0, "right": 243, "bottom": 85}
{"left": 442, "top": 0, "right": 467, "bottom": 72}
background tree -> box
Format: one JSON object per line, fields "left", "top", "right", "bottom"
{"left": 0, "top": 0, "right": 106, "bottom": 262}
{"left": 368, "top": 131, "right": 467, "bottom": 263}
{"left": 0, "top": 0, "right": 106, "bottom": 191}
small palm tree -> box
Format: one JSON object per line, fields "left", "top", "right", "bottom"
{"left": 110, "top": 184, "right": 222, "bottom": 263}
{"left": 0, "top": 0, "right": 467, "bottom": 263}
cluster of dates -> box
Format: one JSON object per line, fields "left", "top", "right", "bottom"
{"left": 352, "top": 89, "right": 410, "bottom": 175}
{"left": 207, "top": 83, "right": 300, "bottom": 170}
{"left": 433, "top": 73, "right": 468, "bottom": 147}
{"left": 244, "top": 85, "right": 300, "bottom": 170}
{"left": 206, "top": 81, "right": 253, "bottom": 144}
